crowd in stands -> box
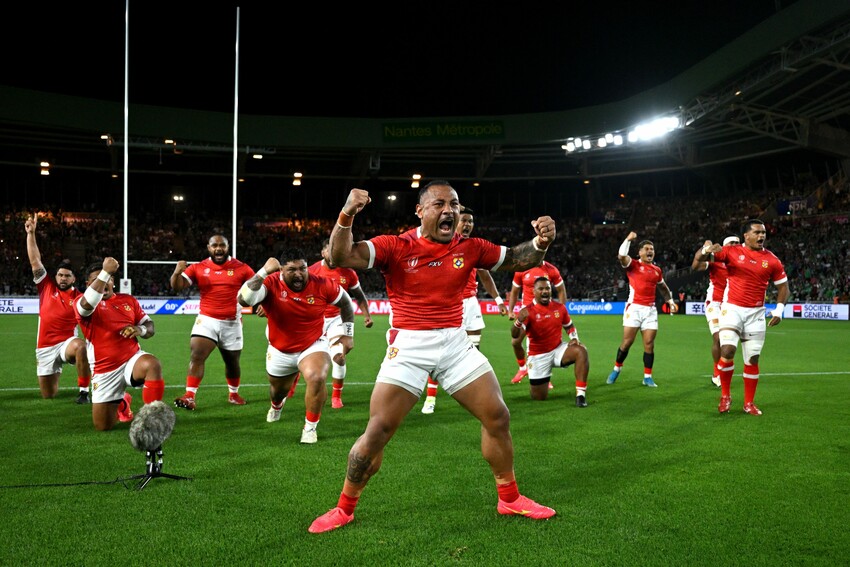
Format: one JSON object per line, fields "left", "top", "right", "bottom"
{"left": 3, "top": 173, "right": 848, "bottom": 304}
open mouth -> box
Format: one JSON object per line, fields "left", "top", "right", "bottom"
{"left": 438, "top": 218, "right": 454, "bottom": 234}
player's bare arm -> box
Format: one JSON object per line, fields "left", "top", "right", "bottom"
{"left": 657, "top": 281, "right": 679, "bottom": 313}
{"left": 328, "top": 189, "right": 372, "bottom": 270}
{"left": 617, "top": 231, "right": 638, "bottom": 267}
{"left": 768, "top": 281, "right": 791, "bottom": 327}
{"left": 511, "top": 308, "right": 529, "bottom": 340}
{"left": 350, "top": 287, "right": 374, "bottom": 327}
{"left": 170, "top": 260, "right": 189, "bottom": 291}
{"left": 692, "top": 240, "right": 714, "bottom": 271}
{"left": 238, "top": 258, "right": 278, "bottom": 307}
{"left": 478, "top": 269, "right": 508, "bottom": 316}
{"left": 508, "top": 285, "right": 520, "bottom": 320}
{"left": 24, "top": 213, "right": 47, "bottom": 279}
{"left": 331, "top": 291, "right": 356, "bottom": 354}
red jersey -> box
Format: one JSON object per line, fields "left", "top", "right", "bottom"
{"left": 706, "top": 261, "right": 729, "bottom": 303}
{"left": 512, "top": 262, "right": 564, "bottom": 307}
{"left": 714, "top": 246, "right": 787, "bottom": 308}
{"left": 75, "top": 294, "right": 149, "bottom": 373}
{"left": 624, "top": 259, "right": 664, "bottom": 306}
{"left": 463, "top": 270, "right": 479, "bottom": 299}
{"left": 181, "top": 257, "right": 254, "bottom": 320}
{"left": 308, "top": 260, "right": 362, "bottom": 318}
{"left": 368, "top": 231, "right": 505, "bottom": 330}
{"left": 260, "top": 273, "right": 343, "bottom": 353}
{"left": 35, "top": 274, "right": 81, "bottom": 348}
{"left": 522, "top": 300, "right": 575, "bottom": 356}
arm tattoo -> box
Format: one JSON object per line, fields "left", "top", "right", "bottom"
{"left": 33, "top": 267, "right": 46, "bottom": 280}
{"left": 500, "top": 241, "right": 546, "bottom": 272}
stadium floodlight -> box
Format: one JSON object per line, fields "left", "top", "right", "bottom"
{"left": 629, "top": 115, "right": 681, "bottom": 142}
{"left": 598, "top": 137, "right": 607, "bottom": 148}
{"left": 613, "top": 135, "right": 624, "bottom": 146}
{"left": 564, "top": 142, "right": 576, "bottom": 152}
{"left": 582, "top": 139, "right": 591, "bottom": 150}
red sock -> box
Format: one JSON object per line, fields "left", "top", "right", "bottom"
{"left": 643, "top": 367, "right": 652, "bottom": 376}
{"left": 517, "top": 358, "right": 526, "bottom": 368}
{"left": 306, "top": 410, "right": 321, "bottom": 423}
{"left": 226, "top": 377, "right": 240, "bottom": 393}
{"left": 143, "top": 379, "right": 165, "bottom": 403}
{"left": 186, "top": 375, "right": 202, "bottom": 396}
{"left": 743, "top": 364, "right": 759, "bottom": 404}
{"left": 497, "top": 480, "right": 520, "bottom": 503}
{"left": 337, "top": 492, "right": 359, "bottom": 515}
{"left": 332, "top": 383, "right": 343, "bottom": 399}
{"left": 77, "top": 376, "right": 91, "bottom": 389}
{"left": 576, "top": 380, "right": 587, "bottom": 396}
{"left": 426, "top": 376, "right": 438, "bottom": 397}
{"left": 718, "top": 361, "right": 734, "bottom": 396}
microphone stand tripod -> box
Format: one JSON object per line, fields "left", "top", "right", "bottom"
{"left": 127, "top": 446, "right": 192, "bottom": 490}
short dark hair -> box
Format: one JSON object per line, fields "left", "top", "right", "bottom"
{"left": 418, "top": 179, "right": 453, "bottom": 203}
{"left": 56, "top": 260, "right": 74, "bottom": 274}
{"left": 742, "top": 219, "right": 765, "bottom": 234}
{"left": 460, "top": 205, "right": 474, "bottom": 215}
{"left": 279, "top": 247, "right": 307, "bottom": 265}
{"left": 638, "top": 240, "right": 654, "bottom": 249}
{"left": 533, "top": 276, "right": 551, "bottom": 287}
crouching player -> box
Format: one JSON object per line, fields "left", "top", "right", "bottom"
{"left": 511, "top": 276, "right": 589, "bottom": 406}
{"left": 75, "top": 257, "right": 165, "bottom": 431}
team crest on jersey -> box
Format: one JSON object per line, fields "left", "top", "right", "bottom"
{"left": 307, "top": 297, "right": 315, "bottom": 304}
{"left": 204, "top": 268, "right": 211, "bottom": 274}
{"left": 761, "top": 261, "right": 768, "bottom": 268}
{"left": 123, "top": 304, "right": 131, "bottom": 311}
{"left": 453, "top": 258, "right": 464, "bottom": 269}
{"left": 340, "top": 276, "right": 347, "bottom": 285}
{"left": 228, "top": 270, "right": 234, "bottom": 276}
{"left": 387, "top": 346, "right": 399, "bottom": 359}
{"left": 554, "top": 311, "right": 560, "bottom": 318}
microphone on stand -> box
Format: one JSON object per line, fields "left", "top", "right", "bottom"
{"left": 127, "top": 401, "right": 190, "bottom": 490}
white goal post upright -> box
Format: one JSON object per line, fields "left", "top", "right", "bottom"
{"left": 121, "top": 4, "right": 242, "bottom": 293}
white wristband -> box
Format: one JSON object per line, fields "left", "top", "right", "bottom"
{"left": 256, "top": 268, "right": 268, "bottom": 279}
{"left": 342, "top": 322, "right": 354, "bottom": 337}
{"left": 138, "top": 325, "right": 147, "bottom": 337}
{"left": 701, "top": 245, "right": 711, "bottom": 255}
{"left": 532, "top": 236, "right": 547, "bottom": 252}
{"left": 771, "top": 303, "right": 785, "bottom": 318}
{"left": 495, "top": 296, "right": 504, "bottom": 305}
{"left": 618, "top": 239, "right": 631, "bottom": 256}
{"left": 97, "top": 270, "right": 111, "bottom": 283}
{"left": 568, "top": 329, "right": 579, "bottom": 342}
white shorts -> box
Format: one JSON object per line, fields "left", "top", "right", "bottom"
{"left": 719, "top": 304, "right": 766, "bottom": 341}
{"left": 191, "top": 314, "right": 244, "bottom": 350}
{"left": 461, "top": 296, "right": 485, "bottom": 332}
{"left": 527, "top": 342, "right": 570, "bottom": 380}
{"left": 379, "top": 327, "right": 492, "bottom": 396}
{"left": 623, "top": 303, "right": 658, "bottom": 330}
{"left": 265, "top": 337, "right": 329, "bottom": 377}
{"left": 322, "top": 315, "right": 345, "bottom": 339}
{"left": 35, "top": 336, "right": 77, "bottom": 376}
{"left": 705, "top": 300, "right": 722, "bottom": 335}
{"left": 91, "top": 350, "right": 146, "bottom": 403}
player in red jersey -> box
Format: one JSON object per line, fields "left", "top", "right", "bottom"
{"left": 25, "top": 213, "right": 91, "bottom": 402}
{"left": 421, "top": 205, "right": 508, "bottom": 414}
{"left": 309, "top": 181, "right": 556, "bottom": 534}
{"left": 606, "top": 231, "right": 678, "bottom": 387}
{"left": 512, "top": 277, "right": 589, "bottom": 407}
{"left": 507, "top": 260, "right": 566, "bottom": 384}
{"left": 692, "top": 235, "right": 740, "bottom": 387}
{"left": 696, "top": 220, "right": 789, "bottom": 416}
{"left": 170, "top": 234, "right": 255, "bottom": 410}
{"left": 75, "top": 258, "right": 165, "bottom": 431}
{"left": 309, "top": 239, "right": 373, "bottom": 409}
{"left": 239, "top": 247, "right": 355, "bottom": 444}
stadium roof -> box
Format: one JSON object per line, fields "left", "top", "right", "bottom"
{"left": 1, "top": 0, "right": 849, "bottom": 192}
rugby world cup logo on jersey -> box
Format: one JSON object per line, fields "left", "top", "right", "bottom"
{"left": 407, "top": 257, "right": 419, "bottom": 268}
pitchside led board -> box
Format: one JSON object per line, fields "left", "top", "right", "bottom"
{"left": 1, "top": 297, "right": 847, "bottom": 321}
